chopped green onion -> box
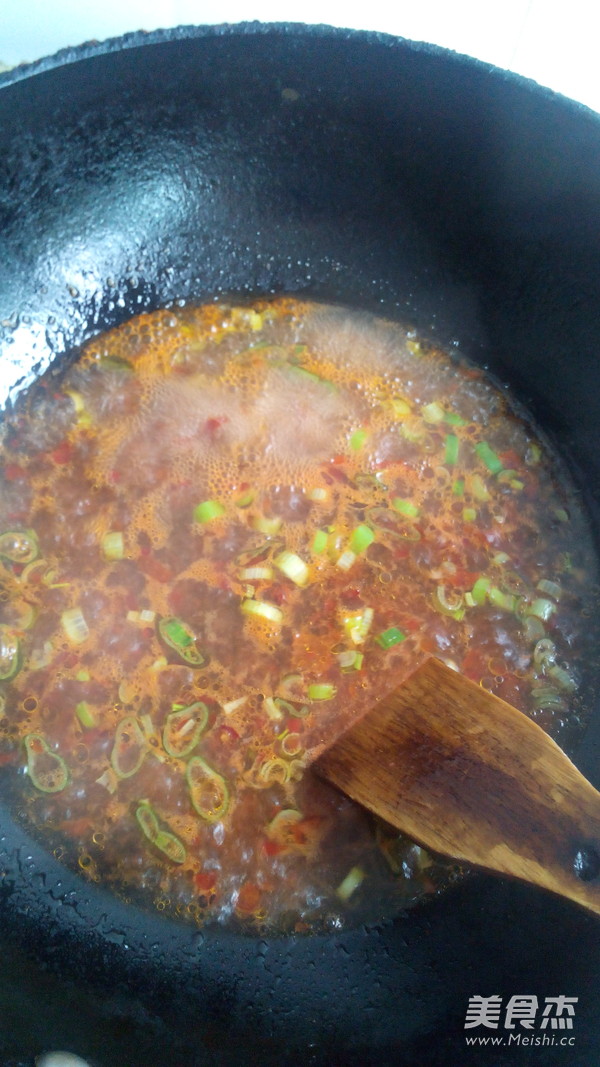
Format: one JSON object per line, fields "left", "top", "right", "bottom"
{"left": 554, "top": 508, "right": 570, "bottom": 523}
{"left": 95, "top": 767, "right": 117, "bottom": 794}
{"left": 376, "top": 626, "right": 407, "bottom": 649}
{"left": 445, "top": 434, "right": 459, "bottom": 466}
{"left": 337, "top": 650, "right": 364, "bottom": 672}
{"left": 452, "top": 479, "right": 465, "bottom": 497}
{"left": 492, "top": 552, "right": 510, "bottom": 565}
{"left": 280, "top": 733, "right": 303, "bottom": 757}
{"left": 471, "top": 577, "right": 491, "bottom": 604}
{"left": 241, "top": 598, "right": 283, "bottom": 625}
{"left": 464, "top": 592, "right": 476, "bottom": 607}
{"left": 526, "top": 598, "right": 556, "bottom": 622}
{"left": 193, "top": 499, "right": 226, "bottom": 524}
{"left": 548, "top": 664, "right": 576, "bottom": 692}
{"left": 390, "top": 397, "right": 411, "bottom": 417}
{"left": 157, "top": 615, "right": 206, "bottom": 667}
{"left": 311, "top": 529, "right": 328, "bottom": 554}
{"left": 162, "top": 702, "right": 208, "bottom": 758}
{"left": 274, "top": 550, "right": 310, "bottom": 587}
{"left": 308, "top": 683, "right": 337, "bottom": 701}
{"left": 392, "top": 498, "right": 420, "bottom": 519}
{"left": 350, "top": 428, "right": 368, "bottom": 451}
{"left": 444, "top": 412, "right": 468, "bottom": 426}
{"left": 523, "top": 615, "right": 546, "bottom": 641}
{"left": 0, "top": 625, "right": 21, "bottom": 681}
{"left": 102, "top": 531, "right": 124, "bottom": 560}
{"left": 0, "top": 529, "right": 39, "bottom": 564}
{"left": 470, "top": 474, "right": 491, "bottom": 501}
{"left": 433, "top": 586, "right": 465, "bottom": 618}
{"left": 251, "top": 514, "right": 283, "bottom": 535}
{"left": 336, "top": 550, "right": 356, "bottom": 572}
{"left": 336, "top": 865, "right": 365, "bottom": 902}
{"left": 234, "top": 489, "right": 256, "bottom": 508}
{"left": 474, "top": 441, "right": 503, "bottom": 474}
{"left": 531, "top": 686, "right": 565, "bottom": 710}
{"left": 422, "top": 401, "right": 445, "bottom": 424}
{"left": 264, "top": 697, "right": 284, "bottom": 721}
{"left": 75, "top": 701, "right": 96, "bottom": 729}
{"left": 350, "top": 524, "right": 375, "bottom": 554}
{"left": 536, "top": 579, "right": 562, "bottom": 600}
{"left": 308, "top": 487, "right": 328, "bottom": 502}
{"left": 186, "top": 756, "right": 229, "bottom": 822}
{"left": 258, "top": 758, "right": 290, "bottom": 784}
{"left": 462, "top": 507, "right": 477, "bottom": 523}
{"left": 110, "top": 716, "right": 147, "bottom": 778}
{"left": 488, "top": 586, "right": 518, "bottom": 612}
{"left": 62, "top": 607, "right": 89, "bottom": 645}
{"left": 342, "top": 607, "right": 374, "bottom": 645}
{"left": 76, "top": 669, "right": 90, "bottom": 682}
{"left": 24, "top": 734, "right": 69, "bottom": 793}
{"left": 240, "top": 565, "right": 273, "bottom": 581}
{"left": 222, "top": 696, "right": 248, "bottom": 715}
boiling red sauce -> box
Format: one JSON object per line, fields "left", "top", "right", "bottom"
{"left": 0, "top": 298, "right": 596, "bottom": 932}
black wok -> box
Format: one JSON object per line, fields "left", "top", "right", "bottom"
{"left": 1, "top": 23, "right": 600, "bottom": 1067}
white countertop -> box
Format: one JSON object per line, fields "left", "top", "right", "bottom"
{"left": 1, "top": 0, "right": 599, "bottom": 115}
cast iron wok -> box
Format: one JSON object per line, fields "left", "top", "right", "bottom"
{"left": 1, "top": 23, "right": 600, "bottom": 1067}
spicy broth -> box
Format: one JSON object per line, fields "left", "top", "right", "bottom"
{"left": 0, "top": 298, "right": 596, "bottom": 932}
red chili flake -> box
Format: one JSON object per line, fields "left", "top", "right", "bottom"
{"left": 108, "top": 469, "right": 122, "bottom": 483}
{"left": 236, "top": 882, "right": 262, "bottom": 914}
{"left": 217, "top": 725, "right": 240, "bottom": 745}
{"left": 50, "top": 441, "right": 74, "bottom": 465}
{"left": 263, "top": 839, "right": 283, "bottom": 857}
{"left": 204, "top": 416, "right": 230, "bottom": 439}
{"left": 64, "top": 653, "right": 79, "bottom": 669}
{"left": 3, "top": 464, "right": 26, "bottom": 482}
{"left": 59, "top": 817, "right": 93, "bottom": 838}
{"left": 194, "top": 870, "right": 217, "bottom": 893}
{"left": 286, "top": 718, "right": 303, "bottom": 732}
{"left": 499, "top": 450, "right": 523, "bottom": 470}
{"left": 139, "top": 556, "right": 173, "bottom": 583}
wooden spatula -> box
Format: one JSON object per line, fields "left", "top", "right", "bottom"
{"left": 315, "top": 657, "right": 600, "bottom": 916}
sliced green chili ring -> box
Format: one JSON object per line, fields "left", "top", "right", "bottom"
{"left": 162, "top": 702, "right": 209, "bottom": 758}
{"left": 136, "top": 799, "right": 159, "bottom": 841}
{"left": 0, "top": 626, "right": 21, "bottom": 681}
{"left": 274, "top": 697, "right": 310, "bottom": 718}
{"left": 0, "top": 529, "right": 39, "bottom": 564}
{"left": 135, "top": 801, "right": 187, "bottom": 864}
{"left": 110, "top": 716, "right": 147, "bottom": 779}
{"left": 187, "top": 756, "right": 230, "bottom": 823}
{"left": 157, "top": 616, "right": 206, "bottom": 667}
{"left": 24, "top": 733, "right": 69, "bottom": 793}
{"left": 474, "top": 441, "right": 504, "bottom": 474}
{"left": 154, "top": 829, "right": 187, "bottom": 864}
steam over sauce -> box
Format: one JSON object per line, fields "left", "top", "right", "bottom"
{"left": 0, "top": 298, "right": 596, "bottom": 932}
